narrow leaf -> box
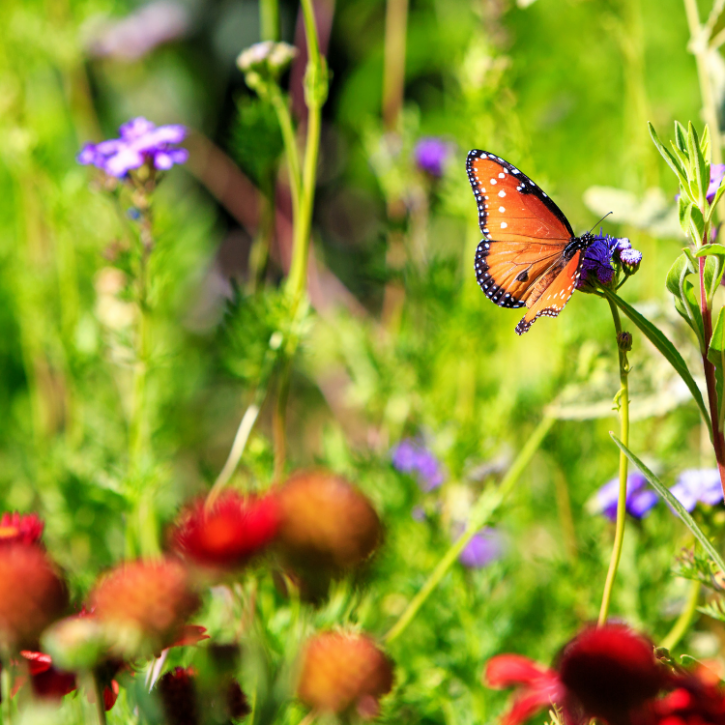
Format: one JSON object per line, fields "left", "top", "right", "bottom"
{"left": 688, "top": 122, "right": 707, "bottom": 207}
{"left": 702, "top": 123, "right": 711, "bottom": 162}
{"left": 689, "top": 205, "right": 706, "bottom": 245}
{"left": 649, "top": 122, "right": 691, "bottom": 189}
{"left": 711, "top": 179, "right": 725, "bottom": 213}
{"left": 610, "top": 434, "right": 725, "bottom": 574}
{"left": 695, "top": 244, "right": 725, "bottom": 257}
{"left": 674, "top": 121, "right": 689, "bottom": 155}
{"left": 705, "top": 254, "right": 725, "bottom": 301}
{"left": 666, "top": 252, "right": 705, "bottom": 346}
{"left": 600, "top": 286, "right": 710, "bottom": 428}
{"left": 708, "top": 308, "right": 725, "bottom": 425}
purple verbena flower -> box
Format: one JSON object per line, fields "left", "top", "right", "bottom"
{"left": 707, "top": 165, "right": 725, "bottom": 203}
{"left": 670, "top": 469, "right": 723, "bottom": 511}
{"left": 414, "top": 137, "right": 448, "bottom": 177}
{"left": 459, "top": 528, "right": 504, "bottom": 569}
{"left": 596, "top": 472, "right": 658, "bottom": 521}
{"left": 391, "top": 438, "right": 445, "bottom": 491}
{"left": 78, "top": 117, "right": 188, "bottom": 178}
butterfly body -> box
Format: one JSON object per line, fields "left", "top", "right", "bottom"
{"left": 466, "top": 149, "right": 594, "bottom": 335}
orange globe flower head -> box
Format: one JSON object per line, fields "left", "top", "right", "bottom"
{"left": 0, "top": 512, "right": 44, "bottom": 547}
{"left": 170, "top": 491, "right": 280, "bottom": 573}
{"left": 297, "top": 631, "right": 394, "bottom": 719}
{"left": 276, "top": 471, "right": 382, "bottom": 574}
{"left": 89, "top": 558, "right": 201, "bottom": 658}
{"left": 0, "top": 544, "right": 68, "bottom": 651}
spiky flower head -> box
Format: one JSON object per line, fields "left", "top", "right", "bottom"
{"left": 170, "top": 491, "right": 280, "bottom": 573}
{"left": 276, "top": 471, "right": 381, "bottom": 574}
{"left": 297, "top": 632, "right": 394, "bottom": 719}
{"left": 90, "top": 558, "right": 200, "bottom": 657}
{"left": 0, "top": 544, "right": 68, "bottom": 650}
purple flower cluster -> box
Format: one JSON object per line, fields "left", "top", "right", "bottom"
{"left": 670, "top": 469, "right": 723, "bottom": 511}
{"left": 459, "top": 528, "right": 504, "bottom": 569}
{"left": 577, "top": 233, "right": 642, "bottom": 289}
{"left": 78, "top": 117, "right": 188, "bottom": 178}
{"left": 707, "top": 165, "right": 725, "bottom": 203}
{"left": 413, "top": 137, "right": 449, "bottom": 177}
{"left": 596, "top": 473, "right": 659, "bottom": 521}
{"left": 391, "top": 438, "right": 445, "bottom": 491}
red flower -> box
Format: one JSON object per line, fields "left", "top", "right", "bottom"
{"left": 170, "top": 491, "right": 279, "bottom": 572}
{"left": 0, "top": 513, "right": 44, "bottom": 547}
{"left": 650, "top": 667, "right": 725, "bottom": 725}
{"left": 20, "top": 651, "right": 76, "bottom": 700}
{"left": 484, "top": 624, "right": 668, "bottom": 725}
{"left": 485, "top": 655, "right": 565, "bottom": 725}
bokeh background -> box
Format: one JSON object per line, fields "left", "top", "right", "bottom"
{"left": 0, "top": 0, "right": 721, "bottom": 722}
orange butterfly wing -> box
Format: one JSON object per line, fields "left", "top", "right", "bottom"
{"left": 467, "top": 150, "right": 587, "bottom": 333}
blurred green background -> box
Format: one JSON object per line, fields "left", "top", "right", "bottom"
{"left": 0, "top": 0, "right": 721, "bottom": 722}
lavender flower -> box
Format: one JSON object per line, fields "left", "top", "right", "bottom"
{"left": 86, "top": 1, "right": 189, "bottom": 61}
{"left": 391, "top": 438, "right": 445, "bottom": 491}
{"left": 670, "top": 469, "right": 723, "bottom": 511}
{"left": 595, "top": 473, "right": 658, "bottom": 521}
{"left": 78, "top": 117, "right": 188, "bottom": 178}
{"left": 707, "top": 165, "right": 725, "bottom": 203}
{"left": 414, "top": 138, "right": 448, "bottom": 177}
{"left": 459, "top": 528, "right": 504, "bottom": 569}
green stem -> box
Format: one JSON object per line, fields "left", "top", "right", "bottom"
{"left": 660, "top": 579, "right": 701, "bottom": 651}
{"left": 683, "top": 0, "right": 723, "bottom": 168}
{"left": 260, "top": 0, "right": 279, "bottom": 41}
{"left": 1, "top": 663, "right": 11, "bottom": 725}
{"left": 286, "top": 0, "right": 326, "bottom": 304}
{"left": 273, "top": 359, "right": 292, "bottom": 481}
{"left": 384, "top": 416, "right": 555, "bottom": 644}
{"left": 382, "top": 0, "right": 409, "bottom": 130}
{"left": 268, "top": 84, "right": 302, "bottom": 220}
{"left": 598, "top": 299, "right": 631, "bottom": 626}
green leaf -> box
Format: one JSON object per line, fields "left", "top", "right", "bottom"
{"left": 679, "top": 197, "right": 693, "bottom": 236}
{"left": 705, "top": 253, "right": 725, "bottom": 301}
{"left": 610, "top": 434, "right": 725, "bottom": 574}
{"left": 695, "top": 243, "right": 725, "bottom": 257}
{"left": 689, "top": 205, "right": 706, "bottom": 245}
{"left": 648, "top": 122, "right": 690, "bottom": 190}
{"left": 702, "top": 123, "right": 711, "bottom": 162}
{"left": 665, "top": 252, "right": 705, "bottom": 347}
{"left": 600, "top": 286, "right": 710, "bottom": 429}
{"left": 688, "top": 122, "right": 709, "bottom": 207}
{"left": 674, "top": 121, "right": 689, "bottom": 155}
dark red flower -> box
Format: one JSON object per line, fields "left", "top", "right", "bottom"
{"left": 20, "top": 651, "right": 76, "bottom": 700}
{"left": 170, "top": 491, "right": 279, "bottom": 572}
{"left": 0, "top": 513, "right": 44, "bottom": 547}
{"left": 650, "top": 666, "right": 725, "bottom": 725}
{"left": 484, "top": 624, "right": 668, "bottom": 725}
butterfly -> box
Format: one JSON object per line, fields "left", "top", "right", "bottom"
{"left": 466, "top": 150, "right": 595, "bottom": 335}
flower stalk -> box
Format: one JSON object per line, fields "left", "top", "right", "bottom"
{"left": 385, "top": 415, "right": 555, "bottom": 644}
{"left": 598, "top": 301, "right": 631, "bottom": 625}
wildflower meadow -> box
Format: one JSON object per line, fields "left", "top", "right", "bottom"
{"left": 7, "top": 0, "right": 725, "bottom": 724}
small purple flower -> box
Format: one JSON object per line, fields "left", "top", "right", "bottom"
{"left": 578, "top": 234, "right": 617, "bottom": 288}
{"left": 414, "top": 137, "right": 448, "bottom": 177}
{"left": 459, "top": 528, "right": 504, "bottom": 569}
{"left": 707, "top": 165, "right": 725, "bottom": 203}
{"left": 596, "top": 472, "right": 659, "bottom": 521}
{"left": 391, "top": 438, "right": 445, "bottom": 491}
{"left": 78, "top": 117, "right": 188, "bottom": 178}
{"left": 670, "top": 469, "right": 723, "bottom": 511}
{"left": 577, "top": 233, "right": 643, "bottom": 289}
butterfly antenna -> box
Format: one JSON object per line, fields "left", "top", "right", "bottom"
{"left": 588, "top": 212, "right": 613, "bottom": 234}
